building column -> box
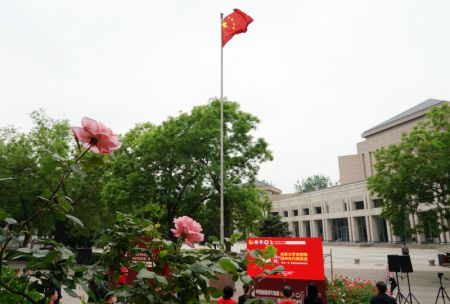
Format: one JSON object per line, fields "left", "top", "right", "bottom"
{"left": 310, "top": 220, "right": 316, "bottom": 237}
{"left": 386, "top": 220, "right": 393, "bottom": 243}
{"left": 287, "top": 221, "right": 293, "bottom": 235}
{"left": 352, "top": 217, "right": 359, "bottom": 242}
{"left": 370, "top": 216, "right": 379, "bottom": 242}
{"left": 301, "top": 221, "right": 307, "bottom": 237}
{"left": 322, "top": 219, "right": 328, "bottom": 241}
{"left": 347, "top": 217, "right": 354, "bottom": 242}
{"left": 365, "top": 216, "right": 373, "bottom": 242}
{"left": 325, "top": 219, "right": 333, "bottom": 241}
{"left": 364, "top": 195, "right": 370, "bottom": 210}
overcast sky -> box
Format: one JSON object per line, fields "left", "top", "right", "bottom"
{"left": 1, "top": 1, "right": 450, "bottom": 193}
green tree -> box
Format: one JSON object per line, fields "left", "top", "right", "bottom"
{"left": 0, "top": 110, "right": 110, "bottom": 247}
{"left": 258, "top": 214, "right": 291, "bottom": 237}
{"left": 294, "top": 174, "right": 333, "bottom": 193}
{"left": 0, "top": 110, "right": 72, "bottom": 241}
{"left": 368, "top": 104, "right": 450, "bottom": 241}
{"left": 102, "top": 99, "right": 273, "bottom": 238}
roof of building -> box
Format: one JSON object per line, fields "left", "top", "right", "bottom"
{"left": 254, "top": 180, "right": 282, "bottom": 194}
{"left": 361, "top": 98, "right": 448, "bottom": 138}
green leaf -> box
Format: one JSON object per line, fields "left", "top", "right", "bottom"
{"left": 32, "top": 252, "right": 49, "bottom": 258}
{"left": 70, "top": 164, "right": 87, "bottom": 177}
{"left": 84, "top": 155, "right": 105, "bottom": 168}
{"left": 208, "top": 287, "right": 223, "bottom": 299}
{"left": 264, "top": 245, "right": 277, "bottom": 258}
{"left": 59, "top": 197, "right": 73, "bottom": 212}
{"left": 16, "top": 248, "right": 33, "bottom": 254}
{"left": 271, "top": 265, "right": 284, "bottom": 274}
{"left": 4, "top": 218, "right": 17, "bottom": 225}
{"left": 189, "top": 262, "right": 208, "bottom": 274}
{"left": 241, "top": 275, "right": 252, "bottom": 284}
{"left": 249, "top": 249, "right": 261, "bottom": 259}
{"left": 64, "top": 287, "right": 79, "bottom": 298}
{"left": 229, "top": 233, "right": 241, "bottom": 244}
{"left": 137, "top": 268, "right": 156, "bottom": 279}
{"left": 209, "top": 236, "right": 219, "bottom": 243}
{"left": 0, "top": 209, "right": 10, "bottom": 220}
{"left": 0, "top": 177, "right": 15, "bottom": 182}
{"left": 66, "top": 214, "right": 84, "bottom": 227}
{"left": 52, "top": 153, "right": 66, "bottom": 162}
{"left": 155, "top": 274, "right": 168, "bottom": 285}
{"left": 37, "top": 196, "right": 53, "bottom": 204}
{"left": 219, "top": 257, "right": 239, "bottom": 274}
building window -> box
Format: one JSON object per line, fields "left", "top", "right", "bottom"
{"left": 283, "top": 211, "right": 289, "bottom": 217}
{"left": 303, "top": 208, "right": 310, "bottom": 215}
{"left": 354, "top": 201, "right": 364, "bottom": 210}
{"left": 343, "top": 203, "right": 347, "bottom": 212}
{"left": 315, "top": 207, "right": 322, "bottom": 214}
{"left": 373, "top": 199, "right": 383, "bottom": 208}
{"left": 271, "top": 212, "right": 279, "bottom": 216}
{"left": 293, "top": 209, "right": 299, "bottom": 216}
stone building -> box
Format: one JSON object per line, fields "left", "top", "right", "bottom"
{"left": 271, "top": 99, "right": 449, "bottom": 243}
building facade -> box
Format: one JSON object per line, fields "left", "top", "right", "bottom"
{"left": 271, "top": 99, "right": 449, "bottom": 243}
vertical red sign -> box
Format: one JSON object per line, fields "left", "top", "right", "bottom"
{"left": 247, "top": 237, "right": 327, "bottom": 303}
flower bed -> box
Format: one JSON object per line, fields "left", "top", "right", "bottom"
{"left": 326, "top": 276, "right": 377, "bottom": 304}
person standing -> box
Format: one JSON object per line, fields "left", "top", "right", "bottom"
{"left": 218, "top": 285, "right": 237, "bottom": 304}
{"left": 279, "top": 285, "right": 296, "bottom": 304}
{"left": 303, "top": 282, "right": 323, "bottom": 304}
{"left": 238, "top": 284, "right": 254, "bottom": 304}
{"left": 370, "top": 281, "right": 397, "bottom": 304}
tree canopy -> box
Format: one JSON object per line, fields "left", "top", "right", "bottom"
{"left": 0, "top": 111, "right": 117, "bottom": 247}
{"left": 102, "top": 99, "right": 273, "bottom": 238}
{"left": 294, "top": 174, "right": 333, "bottom": 193}
{"left": 367, "top": 104, "right": 450, "bottom": 239}
{"left": 0, "top": 100, "right": 273, "bottom": 244}
{"left": 258, "top": 213, "right": 291, "bottom": 237}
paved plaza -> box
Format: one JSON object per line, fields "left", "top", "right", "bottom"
{"left": 321, "top": 245, "right": 450, "bottom": 304}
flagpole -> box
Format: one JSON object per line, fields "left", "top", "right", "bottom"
{"left": 219, "top": 12, "right": 225, "bottom": 243}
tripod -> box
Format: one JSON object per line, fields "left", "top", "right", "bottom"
{"left": 404, "top": 272, "right": 420, "bottom": 304}
{"left": 435, "top": 273, "right": 450, "bottom": 304}
{"left": 394, "top": 272, "right": 409, "bottom": 304}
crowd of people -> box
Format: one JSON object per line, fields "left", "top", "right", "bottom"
{"left": 217, "top": 282, "right": 324, "bottom": 304}
{"left": 216, "top": 280, "right": 396, "bottom": 304}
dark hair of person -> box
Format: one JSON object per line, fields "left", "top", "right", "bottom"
{"left": 376, "top": 281, "right": 387, "bottom": 293}
{"left": 243, "top": 283, "right": 250, "bottom": 293}
{"left": 46, "top": 287, "right": 57, "bottom": 298}
{"left": 283, "top": 285, "right": 293, "bottom": 298}
{"left": 223, "top": 285, "right": 234, "bottom": 299}
{"left": 103, "top": 272, "right": 111, "bottom": 282}
{"left": 307, "top": 282, "right": 319, "bottom": 298}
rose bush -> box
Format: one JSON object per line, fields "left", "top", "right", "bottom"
{"left": 326, "top": 276, "right": 377, "bottom": 304}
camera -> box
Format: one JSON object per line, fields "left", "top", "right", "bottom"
{"left": 438, "top": 272, "right": 444, "bottom": 279}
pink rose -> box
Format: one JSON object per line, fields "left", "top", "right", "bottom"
{"left": 72, "top": 117, "right": 121, "bottom": 155}
{"left": 171, "top": 216, "right": 204, "bottom": 248}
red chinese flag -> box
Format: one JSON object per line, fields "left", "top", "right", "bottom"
{"left": 222, "top": 9, "right": 254, "bottom": 47}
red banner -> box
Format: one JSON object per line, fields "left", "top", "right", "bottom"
{"left": 247, "top": 237, "right": 327, "bottom": 303}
